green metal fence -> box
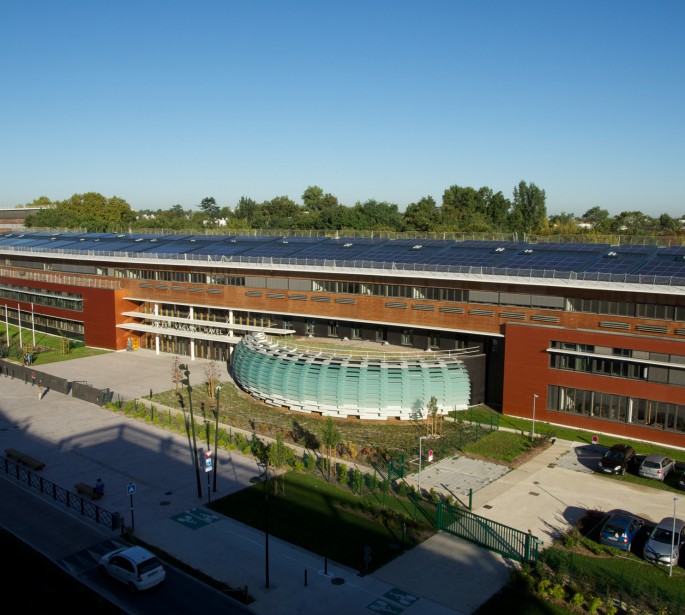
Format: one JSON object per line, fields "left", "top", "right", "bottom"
{"left": 437, "top": 502, "right": 542, "bottom": 564}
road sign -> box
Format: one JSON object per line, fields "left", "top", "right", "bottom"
{"left": 127, "top": 483, "right": 136, "bottom": 495}
{"left": 204, "top": 450, "right": 212, "bottom": 473}
{"left": 428, "top": 449, "right": 434, "bottom": 462}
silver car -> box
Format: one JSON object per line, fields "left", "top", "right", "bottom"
{"left": 638, "top": 454, "right": 676, "bottom": 481}
{"left": 643, "top": 517, "right": 685, "bottom": 566}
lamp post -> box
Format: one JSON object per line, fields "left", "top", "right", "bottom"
{"left": 531, "top": 393, "right": 539, "bottom": 442}
{"left": 418, "top": 436, "right": 428, "bottom": 495}
{"left": 213, "top": 385, "right": 220, "bottom": 493}
{"left": 670, "top": 497, "right": 679, "bottom": 577}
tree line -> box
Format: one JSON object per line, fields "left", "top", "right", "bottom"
{"left": 18, "top": 183, "right": 683, "bottom": 237}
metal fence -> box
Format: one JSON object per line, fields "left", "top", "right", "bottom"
{"left": 1, "top": 455, "right": 120, "bottom": 531}
{"left": 437, "top": 502, "right": 542, "bottom": 564}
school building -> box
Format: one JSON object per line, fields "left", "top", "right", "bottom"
{"left": 1, "top": 229, "right": 684, "bottom": 447}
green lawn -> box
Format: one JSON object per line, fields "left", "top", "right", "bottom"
{"left": 208, "top": 472, "right": 437, "bottom": 572}
{"left": 1, "top": 324, "right": 109, "bottom": 364}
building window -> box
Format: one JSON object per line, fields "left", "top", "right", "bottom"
{"left": 351, "top": 326, "right": 361, "bottom": 340}
{"left": 305, "top": 320, "right": 315, "bottom": 335}
{"left": 428, "top": 333, "right": 440, "bottom": 349}
{"left": 401, "top": 329, "right": 413, "bottom": 346}
{"left": 548, "top": 385, "right": 685, "bottom": 433}
{"left": 375, "top": 326, "right": 387, "bottom": 342}
{"left": 327, "top": 321, "right": 338, "bottom": 337}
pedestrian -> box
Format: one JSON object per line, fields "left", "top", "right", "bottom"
{"left": 363, "top": 544, "right": 372, "bottom": 574}
{"left": 94, "top": 478, "right": 105, "bottom": 496}
{"left": 37, "top": 380, "right": 43, "bottom": 400}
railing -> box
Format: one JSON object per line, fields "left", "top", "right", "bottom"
{"left": 260, "top": 335, "right": 479, "bottom": 362}
{"left": 437, "top": 502, "right": 542, "bottom": 564}
{"left": 1, "top": 455, "right": 121, "bottom": 531}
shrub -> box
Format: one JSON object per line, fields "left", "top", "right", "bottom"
{"left": 587, "top": 596, "right": 602, "bottom": 614}
{"left": 604, "top": 601, "right": 617, "bottom": 615}
{"left": 548, "top": 583, "right": 565, "bottom": 601}
{"left": 305, "top": 453, "right": 317, "bottom": 472}
{"left": 337, "top": 463, "right": 348, "bottom": 485}
{"left": 561, "top": 525, "right": 582, "bottom": 549}
{"left": 537, "top": 579, "right": 551, "bottom": 597}
{"left": 366, "top": 473, "right": 379, "bottom": 492}
{"left": 571, "top": 592, "right": 584, "bottom": 608}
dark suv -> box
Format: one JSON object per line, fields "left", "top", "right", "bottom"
{"left": 598, "top": 444, "right": 636, "bottom": 475}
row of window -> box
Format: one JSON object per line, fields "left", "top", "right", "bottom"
{"left": 0, "top": 284, "right": 83, "bottom": 312}
{"left": 113, "top": 266, "right": 684, "bottom": 320}
{"left": 550, "top": 354, "right": 685, "bottom": 386}
{"left": 548, "top": 385, "right": 685, "bottom": 433}
{"left": 550, "top": 341, "right": 685, "bottom": 365}
{"left": 566, "top": 297, "right": 685, "bottom": 320}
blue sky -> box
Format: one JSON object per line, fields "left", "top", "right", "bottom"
{"left": 1, "top": 1, "right": 683, "bottom": 217}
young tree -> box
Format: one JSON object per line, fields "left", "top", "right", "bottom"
{"left": 202, "top": 362, "right": 222, "bottom": 397}
{"left": 171, "top": 356, "right": 182, "bottom": 391}
{"left": 267, "top": 434, "right": 291, "bottom": 494}
{"left": 320, "top": 416, "right": 342, "bottom": 481}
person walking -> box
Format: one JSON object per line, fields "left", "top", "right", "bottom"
{"left": 94, "top": 478, "right": 105, "bottom": 496}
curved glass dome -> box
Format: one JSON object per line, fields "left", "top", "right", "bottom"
{"left": 231, "top": 333, "right": 471, "bottom": 420}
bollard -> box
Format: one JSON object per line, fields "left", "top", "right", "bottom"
{"left": 304, "top": 569, "right": 308, "bottom": 586}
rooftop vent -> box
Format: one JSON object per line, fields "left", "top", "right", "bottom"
{"left": 523, "top": 249, "right": 534, "bottom": 254}
{"left": 412, "top": 244, "right": 423, "bottom": 250}
{"left": 605, "top": 251, "right": 618, "bottom": 258}
{"left": 494, "top": 247, "right": 506, "bottom": 253}
{"left": 343, "top": 242, "right": 353, "bottom": 248}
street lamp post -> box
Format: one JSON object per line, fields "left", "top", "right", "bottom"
{"left": 670, "top": 497, "right": 679, "bottom": 577}
{"left": 418, "top": 436, "right": 428, "bottom": 495}
{"left": 531, "top": 393, "right": 539, "bottom": 442}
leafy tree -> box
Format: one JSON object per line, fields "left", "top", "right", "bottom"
{"left": 354, "top": 199, "right": 403, "bottom": 231}
{"left": 609, "top": 210, "right": 655, "bottom": 235}
{"left": 302, "top": 185, "right": 339, "bottom": 212}
{"left": 403, "top": 196, "right": 439, "bottom": 231}
{"left": 234, "top": 196, "right": 259, "bottom": 224}
{"left": 199, "top": 197, "right": 220, "bottom": 219}
{"left": 26, "top": 192, "right": 135, "bottom": 231}
{"left": 510, "top": 181, "right": 547, "bottom": 235}
{"left": 318, "top": 205, "right": 363, "bottom": 230}
{"left": 581, "top": 206, "right": 611, "bottom": 233}
{"left": 658, "top": 213, "right": 681, "bottom": 235}
{"left": 485, "top": 190, "right": 511, "bottom": 230}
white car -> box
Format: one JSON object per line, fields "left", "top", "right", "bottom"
{"left": 99, "top": 545, "right": 166, "bottom": 591}
{"left": 643, "top": 517, "right": 685, "bottom": 566}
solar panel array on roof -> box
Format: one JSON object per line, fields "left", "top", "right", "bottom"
{"left": 631, "top": 252, "right": 685, "bottom": 277}
{"left": 1, "top": 231, "right": 685, "bottom": 280}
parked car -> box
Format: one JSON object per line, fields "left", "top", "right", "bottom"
{"left": 99, "top": 545, "right": 166, "bottom": 591}
{"left": 643, "top": 517, "right": 685, "bottom": 566}
{"left": 599, "top": 513, "right": 644, "bottom": 551}
{"left": 598, "top": 444, "right": 636, "bottom": 475}
{"left": 638, "top": 454, "right": 676, "bottom": 481}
